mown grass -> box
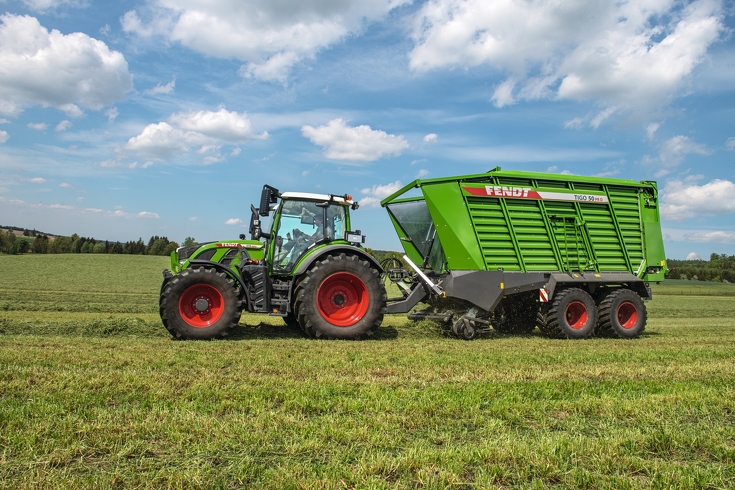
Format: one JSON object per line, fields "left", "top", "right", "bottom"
{"left": 1, "top": 254, "right": 734, "bottom": 489}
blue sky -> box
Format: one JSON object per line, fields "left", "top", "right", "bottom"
{"left": 0, "top": 0, "right": 733, "bottom": 259}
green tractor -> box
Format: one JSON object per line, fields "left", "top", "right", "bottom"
{"left": 159, "top": 185, "right": 386, "bottom": 340}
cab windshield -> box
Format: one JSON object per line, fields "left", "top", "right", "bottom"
{"left": 272, "top": 199, "right": 346, "bottom": 273}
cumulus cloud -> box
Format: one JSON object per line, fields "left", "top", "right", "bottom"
{"left": 21, "top": 0, "right": 82, "bottom": 12}
{"left": 137, "top": 211, "right": 160, "bottom": 218}
{"left": 301, "top": 118, "right": 409, "bottom": 163}
{"left": 726, "top": 137, "right": 735, "bottom": 150}
{"left": 423, "top": 133, "right": 438, "bottom": 143}
{"left": 360, "top": 180, "right": 403, "bottom": 207}
{"left": 55, "top": 120, "right": 72, "bottom": 131}
{"left": 146, "top": 79, "right": 175, "bottom": 95}
{"left": 409, "top": 0, "right": 724, "bottom": 120}
{"left": 0, "top": 130, "right": 8, "bottom": 144}
{"left": 30, "top": 177, "right": 47, "bottom": 183}
{"left": 122, "top": 0, "right": 409, "bottom": 82}
{"left": 50, "top": 203, "right": 73, "bottom": 209}
{"left": 644, "top": 135, "right": 711, "bottom": 176}
{"left": 225, "top": 218, "right": 244, "bottom": 226}
{"left": 686, "top": 252, "right": 702, "bottom": 260}
{"left": 27, "top": 123, "right": 47, "bottom": 130}
{"left": 660, "top": 179, "right": 735, "bottom": 220}
{"left": 416, "top": 169, "right": 429, "bottom": 178}
{"left": 125, "top": 108, "right": 266, "bottom": 161}
{"left": 0, "top": 14, "right": 132, "bottom": 117}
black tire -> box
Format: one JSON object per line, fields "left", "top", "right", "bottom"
{"left": 493, "top": 294, "right": 538, "bottom": 334}
{"left": 159, "top": 267, "right": 242, "bottom": 340}
{"left": 538, "top": 288, "right": 596, "bottom": 339}
{"left": 597, "top": 288, "right": 647, "bottom": 339}
{"left": 283, "top": 313, "right": 301, "bottom": 329}
{"left": 293, "top": 253, "right": 386, "bottom": 339}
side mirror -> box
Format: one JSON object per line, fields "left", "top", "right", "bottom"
{"left": 259, "top": 185, "right": 279, "bottom": 217}
{"left": 249, "top": 204, "right": 261, "bottom": 240}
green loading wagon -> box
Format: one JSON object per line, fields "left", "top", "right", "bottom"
{"left": 381, "top": 167, "right": 667, "bottom": 339}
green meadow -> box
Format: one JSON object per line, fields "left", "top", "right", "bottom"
{"left": 1, "top": 254, "right": 734, "bottom": 489}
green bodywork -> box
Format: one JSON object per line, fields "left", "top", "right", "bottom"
{"left": 381, "top": 167, "right": 667, "bottom": 283}
{"left": 170, "top": 195, "right": 356, "bottom": 285}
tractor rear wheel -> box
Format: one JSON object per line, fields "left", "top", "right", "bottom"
{"left": 160, "top": 267, "right": 242, "bottom": 340}
{"left": 596, "top": 288, "right": 647, "bottom": 339}
{"left": 294, "top": 253, "right": 386, "bottom": 339}
{"left": 539, "top": 288, "right": 596, "bottom": 339}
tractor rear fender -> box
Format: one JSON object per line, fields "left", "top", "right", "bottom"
{"left": 292, "top": 245, "right": 383, "bottom": 276}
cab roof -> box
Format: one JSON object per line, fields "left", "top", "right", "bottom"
{"left": 281, "top": 192, "right": 354, "bottom": 205}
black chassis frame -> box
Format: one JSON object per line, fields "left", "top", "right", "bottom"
{"left": 386, "top": 270, "right": 651, "bottom": 314}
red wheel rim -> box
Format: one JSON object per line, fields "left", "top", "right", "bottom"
{"left": 316, "top": 272, "right": 370, "bottom": 327}
{"left": 617, "top": 301, "right": 639, "bottom": 329}
{"left": 565, "top": 301, "right": 588, "bottom": 329}
{"left": 178, "top": 284, "right": 225, "bottom": 328}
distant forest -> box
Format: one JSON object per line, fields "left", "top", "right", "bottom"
{"left": 0, "top": 227, "right": 194, "bottom": 256}
{"left": 666, "top": 254, "right": 735, "bottom": 283}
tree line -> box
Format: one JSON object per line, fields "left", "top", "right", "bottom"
{"left": 0, "top": 230, "right": 197, "bottom": 256}
{"left": 665, "top": 253, "right": 735, "bottom": 283}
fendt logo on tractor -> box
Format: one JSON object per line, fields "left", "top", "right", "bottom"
{"left": 159, "top": 167, "right": 666, "bottom": 342}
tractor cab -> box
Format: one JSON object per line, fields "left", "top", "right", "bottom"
{"left": 249, "top": 185, "right": 363, "bottom": 276}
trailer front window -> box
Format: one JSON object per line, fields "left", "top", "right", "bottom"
{"left": 386, "top": 200, "right": 445, "bottom": 272}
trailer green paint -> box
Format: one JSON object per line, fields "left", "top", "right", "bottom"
{"left": 382, "top": 167, "right": 666, "bottom": 339}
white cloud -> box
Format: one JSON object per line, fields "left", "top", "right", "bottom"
{"left": 122, "top": 0, "right": 409, "bottom": 82}
{"left": 50, "top": 203, "right": 73, "bottom": 209}
{"left": 55, "top": 120, "right": 72, "bottom": 131}
{"left": 225, "top": 218, "right": 244, "bottom": 226}
{"left": 0, "top": 118, "right": 9, "bottom": 124}
{"left": 189, "top": 216, "right": 198, "bottom": 221}
{"left": 30, "top": 177, "right": 47, "bottom": 183}
{"left": 360, "top": 180, "right": 403, "bottom": 207}
{"left": 84, "top": 208, "right": 103, "bottom": 213}
{"left": 21, "top": 0, "right": 81, "bottom": 12}
{"left": 0, "top": 130, "right": 7, "bottom": 144}
{"left": 170, "top": 109, "right": 266, "bottom": 142}
{"left": 59, "top": 182, "right": 72, "bottom": 188}
{"left": 646, "top": 122, "right": 661, "bottom": 141}
{"left": 106, "top": 107, "right": 119, "bottom": 123}
{"left": 409, "top": 0, "right": 724, "bottom": 121}
{"left": 660, "top": 179, "right": 735, "bottom": 220}
{"left": 126, "top": 109, "right": 266, "bottom": 162}
{"left": 125, "top": 122, "right": 196, "bottom": 159}
{"left": 301, "top": 118, "right": 409, "bottom": 163}
{"left": 146, "top": 79, "right": 175, "bottom": 95}
{"left": 726, "top": 137, "right": 735, "bottom": 150}
{"left": 683, "top": 231, "right": 735, "bottom": 243}
{"left": 137, "top": 211, "right": 160, "bottom": 218}
{"left": 416, "top": 169, "right": 429, "bottom": 178}
{"left": 0, "top": 14, "right": 132, "bottom": 116}
{"left": 643, "top": 135, "right": 710, "bottom": 176}
{"left": 231, "top": 147, "right": 241, "bottom": 157}
{"left": 423, "top": 133, "right": 438, "bottom": 143}
{"left": 564, "top": 117, "right": 584, "bottom": 130}
{"left": 27, "top": 122, "right": 47, "bottom": 130}
{"left": 686, "top": 252, "right": 702, "bottom": 260}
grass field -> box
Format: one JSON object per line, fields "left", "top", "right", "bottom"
{"left": 1, "top": 254, "right": 734, "bottom": 489}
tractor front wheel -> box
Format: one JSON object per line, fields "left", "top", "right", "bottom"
{"left": 294, "top": 253, "right": 386, "bottom": 339}
{"left": 539, "top": 288, "right": 596, "bottom": 339}
{"left": 596, "top": 288, "right": 647, "bottom": 339}
{"left": 160, "top": 267, "right": 242, "bottom": 339}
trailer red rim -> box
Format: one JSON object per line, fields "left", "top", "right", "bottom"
{"left": 565, "top": 301, "right": 588, "bottom": 329}
{"left": 178, "top": 284, "right": 224, "bottom": 328}
{"left": 617, "top": 301, "right": 639, "bottom": 329}
{"left": 316, "top": 272, "right": 369, "bottom": 327}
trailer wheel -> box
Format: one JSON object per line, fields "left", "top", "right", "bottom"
{"left": 159, "top": 267, "right": 242, "bottom": 340}
{"left": 294, "top": 253, "right": 387, "bottom": 339}
{"left": 539, "top": 288, "right": 596, "bottom": 339}
{"left": 597, "top": 288, "right": 647, "bottom": 339}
